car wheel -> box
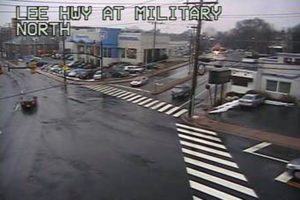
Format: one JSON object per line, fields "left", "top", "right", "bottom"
{"left": 293, "top": 170, "right": 300, "bottom": 179}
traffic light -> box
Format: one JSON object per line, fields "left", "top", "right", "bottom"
{"left": 30, "top": 63, "right": 37, "bottom": 74}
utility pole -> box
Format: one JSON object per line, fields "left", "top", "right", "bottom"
{"left": 149, "top": 21, "right": 163, "bottom": 62}
{"left": 62, "top": 35, "right": 67, "bottom": 90}
{"left": 100, "top": 40, "right": 103, "bottom": 79}
{"left": 187, "top": 0, "right": 218, "bottom": 117}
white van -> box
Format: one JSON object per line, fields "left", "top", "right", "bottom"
{"left": 124, "top": 65, "right": 144, "bottom": 73}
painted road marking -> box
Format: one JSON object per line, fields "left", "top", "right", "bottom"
{"left": 173, "top": 109, "right": 188, "bottom": 118}
{"left": 243, "top": 142, "right": 272, "bottom": 153}
{"left": 121, "top": 93, "right": 136, "bottom": 100}
{"left": 137, "top": 98, "right": 153, "bottom": 106}
{"left": 132, "top": 96, "right": 147, "bottom": 104}
{"left": 178, "top": 134, "right": 226, "bottom": 150}
{"left": 189, "top": 180, "right": 243, "bottom": 200}
{"left": 275, "top": 171, "right": 293, "bottom": 183}
{"left": 165, "top": 106, "right": 180, "bottom": 115}
{"left": 180, "top": 140, "right": 232, "bottom": 158}
{"left": 176, "top": 123, "right": 217, "bottom": 136}
{"left": 244, "top": 142, "right": 288, "bottom": 163}
{"left": 192, "top": 196, "right": 203, "bottom": 200}
{"left": 177, "top": 128, "right": 221, "bottom": 142}
{"left": 105, "top": 89, "right": 122, "bottom": 95}
{"left": 184, "top": 157, "right": 247, "bottom": 181}
{"left": 158, "top": 104, "right": 173, "bottom": 112}
{"left": 151, "top": 102, "right": 166, "bottom": 110}
{"left": 144, "top": 100, "right": 159, "bottom": 108}
{"left": 116, "top": 92, "right": 132, "bottom": 98}
{"left": 187, "top": 168, "right": 258, "bottom": 198}
{"left": 182, "top": 148, "right": 238, "bottom": 168}
{"left": 127, "top": 95, "right": 142, "bottom": 102}
{"left": 111, "top": 90, "right": 127, "bottom": 97}
{"left": 100, "top": 87, "right": 116, "bottom": 93}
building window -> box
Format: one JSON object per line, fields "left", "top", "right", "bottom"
{"left": 266, "top": 80, "right": 291, "bottom": 94}
{"left": 103, "top": 48, "right": 112, "bottom": 58}
{"left": 278, "top": 82, "right": 291, "bottom": 94}
{"left": 266, "top": 80, "right": 277, "bottom": 91}
{"left": 119, "top": 48, "right": 125, "bottom": 58}
{"left": 231, "top": 77, "right": 250, "bottom": 87}
{"left": 127, "top": 48, "right": 137, "bottom": 59}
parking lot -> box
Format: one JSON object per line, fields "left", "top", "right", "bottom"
{"left": 209, "top": 104, "right": 300, "bottom": 138}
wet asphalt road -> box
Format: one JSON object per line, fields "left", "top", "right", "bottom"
{"left": 0, "top": 69, "right": 191, "bottom": 200}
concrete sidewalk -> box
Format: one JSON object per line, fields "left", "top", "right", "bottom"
{"left": 182, "top": 113, "right": 300, "bottom": 150}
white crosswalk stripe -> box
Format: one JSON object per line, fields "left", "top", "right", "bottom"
{"left": 132, "top": 97, "right": 147, "bottom": 104}
{"left": 151, "top": 102, "right": 166, "bottom": 110}
{"left": 127, "top": 95, "right": 142, "bottom": 102}
{"left": 144, "top": 100, "right": 159, "bottom": 108}
{"left": 173, "top": 109, "right": 188, "bottom": 117}
{"left": 177, "top": 124, "right": 258, "bottom": 200}
{"left": 165, "top": 106, "right": 180, "bottom": 115}
{"left": 85, "top": 85, "right": 189, "bottom": 118}
{"left": 158, "top": 104, "right": 173, "bottom": 112}
{"left": 138, "top": 98, "right": 153, "bottom": 106}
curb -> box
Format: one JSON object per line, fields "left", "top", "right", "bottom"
{"left": 180, "top": 113, "right": 300, "bottom": 151}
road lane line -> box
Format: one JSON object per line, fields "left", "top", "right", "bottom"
{"left": 105, "top": 89, "right": 123, "bottom": 95}
{"left": 121, "top": 93, "right": 136, "bottom": 100}
{"left": 151, "top": 102, "right": 166, "bottom": 110}
{"left": 180, "top": 140, "right": 232, "bottom": 158}
{"left": 173, "top": 109, "right": 188, "bottom": 117}
{"left": 127, "top": 95, "right": 142, "bottom": 102}
{"left": 192, "top": 196, "right": 203, "bottom": 200}
{"left": 100, "top": 87, "right": 116, "bottom": 93}
{"left": 182, "top": 148, "right": 238, "bottom": 168}
{"left": 189, "top": 180, "right": 243, "bottom": 200}
{"left": 243, "top": 142, "right": 272, "bottom": 153}
{"left": 250, "top": 152, "right": 289, "bottom": 163}
{"left": 165, "top": 106, "right": 180, "bottom": 115}
{"left": 90, "top": 85, "right": 108, "bottom": 91}
{"left": 184, "top": 157, "right": 247, "bottom": 181}
{"left": 177, "top": 128, "right": 221, "bottom": 142}
{"left": 275, "top": 171, "right": 293, "bottom": 183}
{"left": 138, "top": 98, "right": 153, "bottom": 106}
{"left": 176, "top": 123, "right": 217, "bottom": 136}
{"left": 158, "top": 104, "right": 173, "bottom": 112}
{"left": 144, "top": 100, "right": 159, "bottom": 108}
{"left": 117, "top": 92, "right": 132, "bottom": 98}
{"left": 187, "top": 168, "right": 258, "bottom": 198}
{"left": 132, "top": 97, "right": 147, "bottom": 104}
{"left": 178, "top": 134, "right": 226, "bottom": 150}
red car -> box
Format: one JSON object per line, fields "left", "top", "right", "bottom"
{"left": 20, "top": 95, "right": 38, "bottom": 109}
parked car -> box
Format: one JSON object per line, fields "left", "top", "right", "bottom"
{"left": 111, "top": 70, "right": 130, "bottom": 78}
{"left": 239, "top": 94, "right": 265, "bottom": 107}
{"left": 93, "top": 71, "right": 111, "bottom": 80}
{"left": 68, "top": 69, "right": 85, "bottom": 77}
{"left": 20, "top": 95, "right": 38, "bottom": 109}
{"left": 287, "top": 158, "right": 300, "bottom": 179}
{"left": 171, "top": 85, "right": 191, "bottom": 99}
{"left": 78, "top": 69, "right": 96, "bottom": 79}
{"left": 130, "top": 76, "right": 149, "bottom": 87}
{"left": 145, "top": 63, "right": 158, "bottom": 69}
{"left": 125, "top": 65, "right": 145, "bottom": 74}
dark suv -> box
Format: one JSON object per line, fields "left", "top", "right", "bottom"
{"left": 171, "top": 85, "right": 191, "bottom": 99}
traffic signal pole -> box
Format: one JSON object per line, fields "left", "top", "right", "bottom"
{"left": 62, "top": 35, "right": 67, "bottom": 90}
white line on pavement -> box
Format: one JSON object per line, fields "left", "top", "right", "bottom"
{"left": 189, "top": 180, "right": 243, "bottom": 200}
{"left": 127, "top": 95, "right": 142, "bottom": 102}
{"left": 111, "top": 90, "right": 127, "bottom": 97}
{"left": 187, "top": 168, "right": 257, "bottom": 198}
{"left": 250, "top": 152, "right": 289, "bottom": 163}
{"left": 243, "top": 142, "right": 272, "bottom": 153}
{"left": 176, "top": 123, "right": 217, "bottom": 136}
{"left": 178, "top": 134, "right": 226, "bottom": 150}
{"left": 275, "top": 171, "right": 293, "bottom": 183}
{"left": 165, "top": 106, "right": 180, "bottom": 115}
{"left": 183, "top": 148, "right": 239, "bottom": 168}
{"left": 105, "top": 89, "right": 122, "bottom": 95}
{"left": 184, "top": 157, "right": 247, "bottom": 181}
{"left": 132, "top": 97, "right": 147, "bottom": 104}
{"left": 121, "top": 93, "right": 136, "bottom": 100}
{"left": 144, "top": 100, "right": 159, "bottom": 108}
{"left": 151, "top": 102, "right": 166, "bottom": 110}
{"left": 111, "top": 84, "right": 151, "bottom": 93}
{"left": 180, "top": 140, "right": 232, "bottom": 158}
{"left": 192, "top": 196, "right": 203, "bottom": 200}
{"left": 158, "top": 104, "right": 173, "bottom": 112}
{"left": 177, "top": 128, "right": 221, "bottom": 142}
{"left": 138, "top": 98, "right": 153, "bottom": 106}
{"left": 116, "top": 92, "right": 132, "bottom": 98}
{"left": 173, "top": 109, "right": 188, "bottom": 118}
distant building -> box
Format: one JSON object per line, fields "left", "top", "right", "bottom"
{"left": 227, "top": 53, "right": 300, "bottom": 100}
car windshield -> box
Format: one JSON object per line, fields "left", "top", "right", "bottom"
{"left": 242, "top": 95, "right": 255, "bottom": 100}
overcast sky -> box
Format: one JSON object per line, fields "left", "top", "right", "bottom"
{"left": 0, "top": 0, "right": 299, "bottom": 33}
